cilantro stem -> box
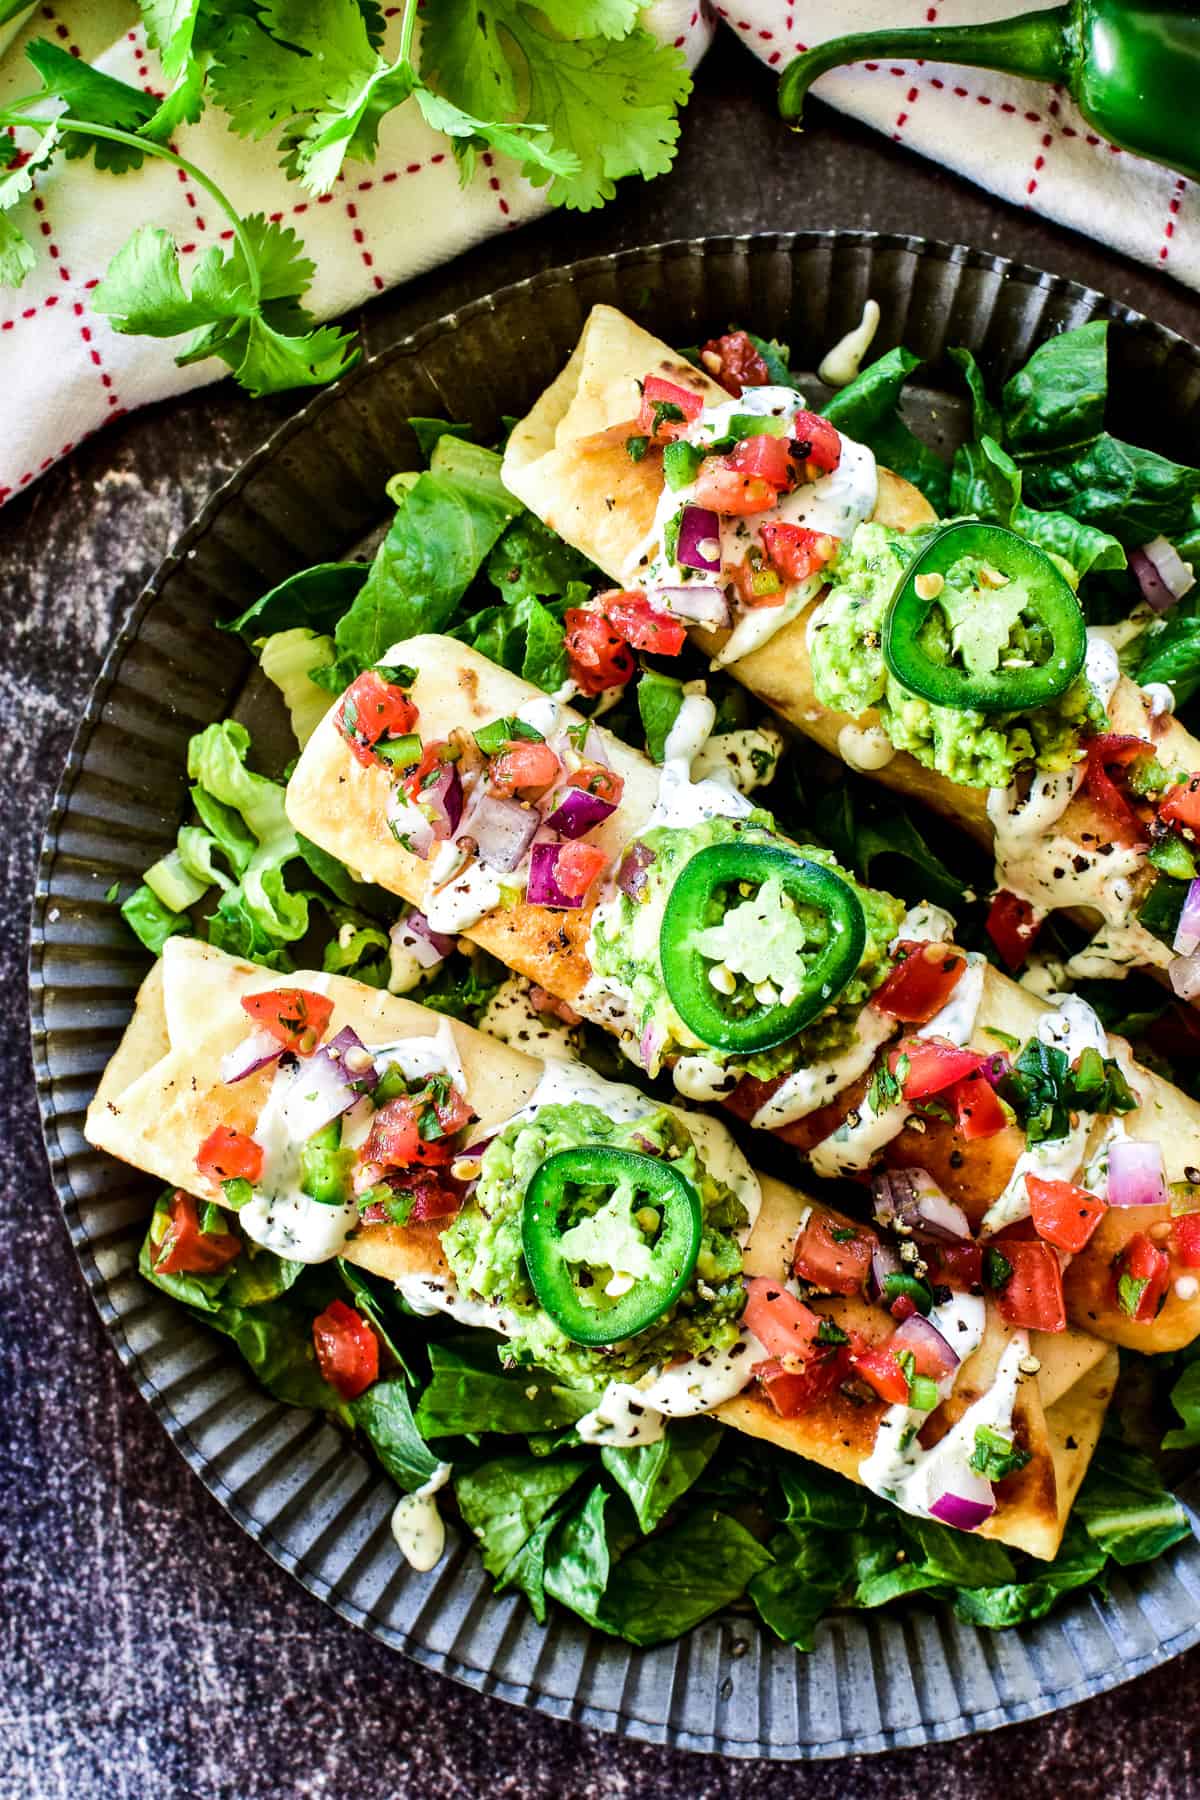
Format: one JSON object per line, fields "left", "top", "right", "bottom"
{"left": 0, "top": 115, "right": 263, "bottom": 304}
{"left": 397, "top": 0, "right": 419, "bottom": 69}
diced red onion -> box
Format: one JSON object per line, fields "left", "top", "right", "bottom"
{"left": 468, "top": 793, "right": 540, "bottom": 873}
{"left": 979, "top": 1051, "right": 1012, "bottom": 1090}
{"left": 867, "top": 1240, "right": 902, "bottom": 1303}
{"left": 1107, "top": 1136, "right": 1167, "bottom": 1207}
{"left": 220, "top": 1028, "right": 283, "bottom": 1085}
{"left": 391, "top": 911, "right": 453, "bottom": 971}
{"left": 928, "top": 1472, "right": 996, "bottom": 1532}
{"left": 422, "top": 761, "right": 463, "bottom": 840}
{"left": 1169, "top": 950, "right": 1200, "bottom": 1002}
{"left": 617, "top": 841, "right": 656, "bottom": 901}
{"left": 873, "top": 1168, "right": 971, "bottom": 1242}
{"left": 526, "top": 841, "right": 583, "bottom": 910}
{"left": 676, "top": 505, "right": 722, "bottom": 574}
{"left": 1133, "top": 535, "right": 1196, "bottom": 612}
{"left": 647, "top": 583, "right": 732, "bottom": 632}
{"left": 545, "top": 786, "right": 618, "bottom": 840}
{"left": 640, "top": 1019, "right": 665, "bottom": 1074}
{"left": 1173, "top": 878, "right": 1200, "bottom": 956}
{"left": 280, "top": 1026, "right": 374, "bottom": 1139}
{"left": 890, "top": 1312, "right": 960, "bottom": 1378}
{"left": 387, "top": 791, "right": 435, "bottom": 860}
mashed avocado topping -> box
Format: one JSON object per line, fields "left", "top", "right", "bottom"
{"left": 587, "top": 814, "right": 904, "bottom": 1080}
{"left": 440, "top": 1101, "right": 748, "bottom": 1384}
{"left": 809, "top": 521, "right": 1106, "bottom": 789}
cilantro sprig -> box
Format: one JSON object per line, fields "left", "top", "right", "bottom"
{"left": 0, "top": 0, "right": 691, "bottom": 397}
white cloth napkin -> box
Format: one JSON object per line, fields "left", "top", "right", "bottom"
{"left": 1, "top": 2, "right": 1194, "bottom": 505}
{"left": 724, "top": 1, "right": 1196, "bottom": 289}
{"left": 0, "top": 1, "right": 713, "bottom": 503}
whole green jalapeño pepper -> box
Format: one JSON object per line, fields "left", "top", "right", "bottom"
{"left": 882, "top": 521, "right": 1086, "bottom": 713}
{"left": 779, "top": 6, "right": 1200, "bottom": 186}
{"left": 660, "top": 843, "right": 867, "bottom": 1054}
{"left": 522, "top": 1146, "right": 703, "bottom": 1345}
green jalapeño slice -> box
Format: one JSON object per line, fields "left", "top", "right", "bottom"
{"left": 882, "top": 521, "right": 1087, "bottom": 713}
{"left": 522, "top": 1146, "right": 703, "bottom": 1345}
{"left": 659, "top": 842, "right": 867, "bottom": 1054}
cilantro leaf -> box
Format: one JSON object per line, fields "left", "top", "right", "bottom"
{"left": 503, "top": 15, "right": 690, "bottom": 210}
{"left": 410, "top": 82, "right": 576, "bottom": 188}
{"left": 0, "top": 212, "right": 35, "bottom": 286}
{"left": 21, "top": 40, "right": 157, "bottom": 172}
{"left": 92, "top": 217, "right": 359, "bottom": 398}
{"left": 419, "top": 0, "right": 520, "bottom": 120}
{"left": 535, "top": 0, "right": 640, "bottom": 36}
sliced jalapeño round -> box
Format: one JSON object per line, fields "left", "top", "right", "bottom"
{"left": 659, "top": 842, "right": 867, "bottom": 1054}
{"left": 882, "top": 521, "right": 1087, "bottom": 713}
{"left": 522, "top": 1146, "right": 703, "bottom": 1345}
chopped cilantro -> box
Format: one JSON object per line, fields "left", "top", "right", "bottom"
{"left": 624, "top": 434, "right": 651, "bottom": 463}
{"left": 1118, "top": 1272, "right": 1149, "bottom": 1318}
{"left": 969, "top": 1424, "right": 1032, "bottom": 1482}
{"left": 984, "top": 1247, "right": 1013, "bottom": 1291}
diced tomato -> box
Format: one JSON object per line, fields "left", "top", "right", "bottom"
{"left": 793, "top": 1213, "right": 875, "bottom": 1296}
{"left": 195, "top": 1126, "right": 263, "bottom": 1185}
{"left": 1172, "top": 1212, "right": 1200, "bottom": 1268}
{"left": 742, "top": 1275, "right": 822, "bottom": 1358}
{"left": 636, "top": 374, "right": 704, "bottom": 441}
{"left": 692, "top": 458, "right": 776, "bottom": 515}
{"left": 759, "top": 521, "right": 839, "bottom": 585}
{"left": 952, "top": 1071, "right": 1008, "bottom": 1141}
{"left": 986, "top": 889, "right": 1041, "bottom": 971}
{"left": 852, "top": 1344, "right": 909, "bottom": 1404}
{"left": 402, "top": 740, "right": 452, "bottom": 802}
{"left": 564, "top": 608, "right": 636, "bottom": 696}
{"left": 598, "top": 590, "right": 686, "bottom": 656}
{"left": 555, "top": 840, "right": 608, "bottom": 899}
{"left": 363, "top": 1096, "right": 455, "bottom": 1169}
{"left": 1083, "top": 733, "right": 1152, "bottom": 846}
{"left": 241, "top": 987, "right": 334, "bottom": 1055}
{"left": 1159, "top": 772, "right": 1200, "bottom": 834}
{"left": 726, "top": 432, "right": 797, "bottom": 492}
{"left": 359, "top": 1169, "right": 464, "bottom": 1226}
{"left": 789, "top": 409, "right": 842, "bottom": 475}
{"left": 928, "top": 1240, "right": 983, "bottom": 1292}
{"left": 699, "top": 331, "right": 771, "bottom": 396}
{"left": 337, "top": 670, "right": 418, "bottom": 768}
{"left": 995, "top": 1238, "right": 1066, "bottom": 1333}
{"left": 429, "top": 1080, "right": 473, "bottom": 1137}
{"left": 153, "top": 1190, "right": 242, "bottom": 1276}
{"left": 1026, "top": 1173, "right": 1107, "bottom": 1254}
{"left": 312, "top": 1299, "right": 378, "bottom": 1401}
{"left": 757, "top": 1348, "right": 846, "bottom": 1417}
{"left": 884, "top": 1324, "right": 952, "bottom": 1381}
{"left": 727, "top": 553, "right": 786, "bottom": 610}
{"left": 488, "top": 739, "right": 562, "bottom": 800}
{"left": 1115, "top": 1232, "right": 1171, "bottom": 1322}
{"left": 889, "top": 1293, "right": 918, "bottom": 1323}
{"left": 566, "top": 764, "right": 624, "bottom": 806}
{"left": 873, "top": 941, "right": 967, "bottom": 1024}
{"left": 890, "top": 1036, "right": 984, "bottom": 1100}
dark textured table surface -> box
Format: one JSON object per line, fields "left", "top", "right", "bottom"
{"left": 6, "top": 39, "right": 1200, "bottom": 1800}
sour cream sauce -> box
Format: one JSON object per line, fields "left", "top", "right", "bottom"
{"left": 981, "top": 995, "right": 1109, "bottom": 1235}
{"left": 861, "top": 1324, "right": 1026, "bottom": 1521}
{"left": 239, "top": 1019, "right": 463, "bottom": 1264}
{"left": 807, "top": 910, "right": 983, "bottom": 1177}
{"left": 391, "top": 1462, "right": 452, "bottom": 1572}
{"left": 631, "top": 386, "right": 878, "bottom": 667}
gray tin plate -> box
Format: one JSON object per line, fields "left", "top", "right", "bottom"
{"left": 29, "top": 233, "right": 1200, "bottom": 1759}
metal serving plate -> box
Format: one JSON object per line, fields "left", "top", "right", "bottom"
{"left": 29, "top": 233, "right": 1200, "bottom": 1759}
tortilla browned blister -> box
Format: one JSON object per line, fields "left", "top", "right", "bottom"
{"left": 86, "top": 937, "right": 1114, "bottom": 1561}
{"left": 500, "top": 303, "right": 1200, "bottom": 900}
{"left": 286, "top": 636, "right": 1200, "bottom": 1352}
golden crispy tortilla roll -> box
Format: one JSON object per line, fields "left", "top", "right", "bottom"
{"left": 719, "top": 1176, "right": 1113, "bottom": 1561}
{"left": 503, "top": 305, "right": 1200, "bottom": 893}
{"left": 89, "top": 940, "right": 1109, "bottom": 1560}
{"left": 85, "top": 936, "right": 542, "bottom": 1216}
{"left": 286, "top": 638, "right": 1200, "bottom": 1352}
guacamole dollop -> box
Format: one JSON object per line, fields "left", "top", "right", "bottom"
{"left": 440, "top": 1102, "right": 748, "bottom": 1385}
{"left": 809, "top": 520, "right": 1105, "bottom": 789}
{"left": 588, "top": 815, "right": 904, "bottom": 1080}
